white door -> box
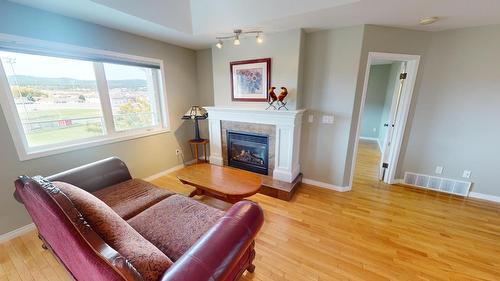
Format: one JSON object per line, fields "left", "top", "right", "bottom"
{"left": 379, "top": 62, "right": 407, "bottom": 182}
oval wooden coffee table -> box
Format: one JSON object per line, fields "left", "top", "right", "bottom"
{"left": 176, "top": 163, "right": 262, "bottom": 203}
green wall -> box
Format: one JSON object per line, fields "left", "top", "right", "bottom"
{"left": 360, "top": 64, "right": 391, "bottom": 139}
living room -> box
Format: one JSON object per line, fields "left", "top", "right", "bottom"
{"left": 0, "top": 0, "right": 499, "bottom": 280}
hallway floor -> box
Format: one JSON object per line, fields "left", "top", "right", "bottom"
{"left": 354, "top": 139, "right": 382, "bottom": 183}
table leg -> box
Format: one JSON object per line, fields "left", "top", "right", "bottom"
{"left": 189, "top": 188, "right": 203, "bottom": 197}
{"left": 189, "top": 189, "right": 198, "bottom": 197}
{"left": 194, "top": 144, "right": 199, "bottom": 163}
{"left": 204, "top": 143, "right": 207, "bottom": 162}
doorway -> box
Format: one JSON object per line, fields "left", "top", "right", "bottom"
{"left": 352, "top": 52, "right": 420, "bottom": 185}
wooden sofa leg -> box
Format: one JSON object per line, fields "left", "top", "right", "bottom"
{"left": 246, "top": 245, "right": 256, "bottom": 273}
{"left": 247, "top": 264, "right": 256, "bottom": 273}
{"left": 37, "top": 233, "right": 48, "bottom": 250}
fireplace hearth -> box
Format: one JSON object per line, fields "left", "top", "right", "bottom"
{"left": 227, "top": 131, "right": 269, "bottom": 175}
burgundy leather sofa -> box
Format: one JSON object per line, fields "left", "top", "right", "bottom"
{"left": 14, "top": 157, "right": 264, "bottom": 281}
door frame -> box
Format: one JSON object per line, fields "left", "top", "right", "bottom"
{"left": 350, "top": 52, "right": 420, "bottom": 186}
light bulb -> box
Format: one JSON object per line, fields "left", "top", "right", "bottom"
{"left": 233, "top": 36, "right": 240, "bottom": 46}
{"left": 256, "top": 34, "right": 263, "bottom": 44}
{"left": 216, "top": 40, "right": 223, "bottom": 49}
{"left": 419, "top": 16, "right": 439, "bottom": 25}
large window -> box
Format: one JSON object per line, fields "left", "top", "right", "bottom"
{"left": 103, "top": 63, "right": 160, "bottom": 131}
{"left": 0, "top": 48, "right": 168, "bottom": 160}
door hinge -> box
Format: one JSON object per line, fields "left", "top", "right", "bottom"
{"left": 380, "top": 162, "right": 389, "bottom": 181}
{"left": 400, "top": 73, "right": 407, "bottom": 80}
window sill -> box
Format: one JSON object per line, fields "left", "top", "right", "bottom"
{"left": 18, "top": 128, "right": 170, "bottom": 161}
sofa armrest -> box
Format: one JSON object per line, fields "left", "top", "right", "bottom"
{"left": 46, "top": 157, "right": 132, "bottom": 193}
{"left": 161, "top": 200, "right": 264, "bottom": 281}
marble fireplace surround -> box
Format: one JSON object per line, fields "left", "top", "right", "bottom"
{"left": 205, "top": 107, "right": 305, "bottom": 183}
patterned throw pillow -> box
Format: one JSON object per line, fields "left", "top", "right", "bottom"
{"left": 54, "top": 181, "right": 172, "bottom": 281}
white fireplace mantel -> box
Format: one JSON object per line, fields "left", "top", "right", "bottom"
{"left": 205, "top": 107, "right": 305, "bottom": 183}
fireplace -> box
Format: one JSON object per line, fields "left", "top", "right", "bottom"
{"left": 206, "top": 107, "right": 304, "bottom": 182}
{"left": 227, "top": 131, "right": 269, "bottom": 175}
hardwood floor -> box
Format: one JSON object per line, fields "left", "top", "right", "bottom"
{"left": 1, "top": 139, "right": 499, "bottom": 280}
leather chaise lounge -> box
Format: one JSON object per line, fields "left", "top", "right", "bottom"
{"left": 14, "top": 157, "right": 264, "bottom": 281}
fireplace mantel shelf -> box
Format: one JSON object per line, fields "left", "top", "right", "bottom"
{"left": 205, "top": 106, "right": 304, "bottom": 183}
{"left": 203, "top": 106, "right": 306, "bottom": 115}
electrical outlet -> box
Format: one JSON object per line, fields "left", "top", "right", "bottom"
{"left": 321, "top": 115, "right": 334, "bottom": 124}
{"left": 175, "top": 149, "right": 182, "bottom": 156}
{"left": 308, "top": 114, "right": 314, "bottom": 123}
{"left": 435, "top": 166, "right": 443, "bottom": 175}
{"left": 462, "top": 170, "right": 471, "bottom": 179}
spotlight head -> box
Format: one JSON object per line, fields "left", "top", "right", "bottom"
{"left": 256, "top": 33, "right": 263, "bottom": 44}
{"left": 419, "top": 16, "right": 439, "bottom": 25}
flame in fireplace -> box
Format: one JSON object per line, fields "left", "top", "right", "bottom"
{"left": 232, "top": 149, "right": 265, "bottom": 166}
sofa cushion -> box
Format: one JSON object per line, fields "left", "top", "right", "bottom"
{"left": 92, "top": 179, "right": 174, "bottom": 220}
{"left": 54, "top": 181, "right": 173, "bottom": 281}
{"left": 127, "top": 194, "right": 225, "bottom": 261}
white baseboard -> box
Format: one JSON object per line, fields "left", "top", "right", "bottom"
{"left": 302, "top": 178, "right": 351, "bottom": 192}
{"left": 209, "top": 155, "right": 223, "bottom": 166}
{"left": 392, "top": 179, "right": 405, "bottom": 185}
{"left": 143, "top": 159, "right": 197, "bottom": 181}
{"left": 0, "top": 223, "right": 35, "bottom": 244}
{"left": 469, "top": 192, "right": 500, "bottom": 203}
{"left": 360, "top": 137, "right": 383, "bottom": 152}
{"left": 359, "top": 136, "right": 379, "bottom": 141}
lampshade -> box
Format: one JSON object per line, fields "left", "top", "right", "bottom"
{"left": 181, "top": 106, "right": 208, "bottom": 120}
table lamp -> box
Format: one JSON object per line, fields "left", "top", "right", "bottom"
{"left": 182, "top": 106, "right": 208, "bottom": 141}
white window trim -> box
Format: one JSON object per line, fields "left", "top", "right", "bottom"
{"left": 0, "top": 33, "right": 171, "bottom": 161}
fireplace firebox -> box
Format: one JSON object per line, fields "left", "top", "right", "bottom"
{"left": 227, "top": 131, "right": 269, "bottom": 175}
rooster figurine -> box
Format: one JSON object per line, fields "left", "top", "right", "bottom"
{"left": 266, "top": 87, "right": 277, "bottom": 110}
{"left": 277, "top": 87, "right": 289, "bottom": 110}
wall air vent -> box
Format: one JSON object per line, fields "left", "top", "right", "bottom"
{"left": 403, "top": 172, "right": 472, "bottom": 196}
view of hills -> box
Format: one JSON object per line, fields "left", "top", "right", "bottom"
{"left": 7, "top": 75, "right": 147, "bottom": 90}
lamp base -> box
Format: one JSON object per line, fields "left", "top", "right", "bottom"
{"left": 194, "top": 119, "right": 201, "bottom": 141}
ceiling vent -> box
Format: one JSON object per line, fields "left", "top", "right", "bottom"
{"left": 403, "top": 172, "right": 471, "bottom": 196}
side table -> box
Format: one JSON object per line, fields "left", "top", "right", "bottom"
{"left": 188, "top": 139, "right": 209, "bottom": 163}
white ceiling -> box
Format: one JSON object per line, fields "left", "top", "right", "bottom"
{"left": 8, "top": 0, "right": 500, "bottom": 50}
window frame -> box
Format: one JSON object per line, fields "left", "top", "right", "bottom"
{"left": 0, "top": 34, "right": 170, "bottom": 161}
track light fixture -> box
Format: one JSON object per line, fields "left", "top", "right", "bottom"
{"left": 215, "top": 29, "right": 263, "bottom": 49}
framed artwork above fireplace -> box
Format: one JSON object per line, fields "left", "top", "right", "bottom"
{"left": 230, "top": 58, "right": 271, "bottom": 102}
